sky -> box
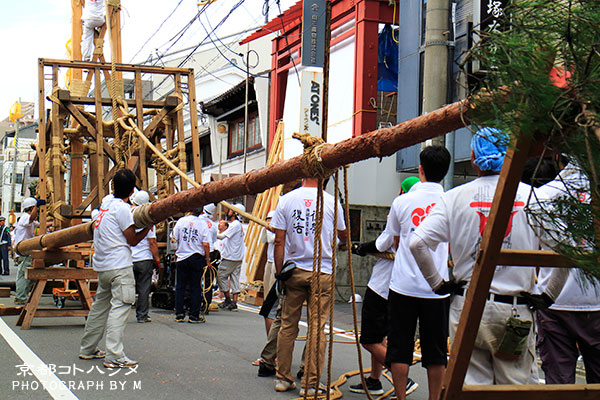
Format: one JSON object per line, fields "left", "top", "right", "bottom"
{"left": 0, "top": 0, "right": 295, "bottom": 118}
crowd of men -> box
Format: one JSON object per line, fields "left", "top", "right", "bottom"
{"left": 7, "top": 126, "right": 598, "bottom": 394}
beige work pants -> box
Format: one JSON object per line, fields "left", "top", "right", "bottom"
{"left": 80, "top": 267, "right": 136, "bottom": 361}
{"left": 450, "top": 293, "right": 539, "bottom": 384}
{"left": 276, "top": 268, "right": 333, "bottom": 388}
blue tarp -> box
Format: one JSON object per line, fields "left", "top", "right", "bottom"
{"left": 378, "top": 24, "right": 399, "bottom": 92}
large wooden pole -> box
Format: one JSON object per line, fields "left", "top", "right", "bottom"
{"left": 16, "top": 99, "right": 468, "bottom": 255}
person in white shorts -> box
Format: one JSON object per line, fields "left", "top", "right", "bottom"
{"left": 217, "top": 204, "right": 245, "bottom": 311}
{"left": 79, "top": 169, "right": 151, "bottom": 368}
{"left": 409, "top": 128, "right": 567, "bottom": 384}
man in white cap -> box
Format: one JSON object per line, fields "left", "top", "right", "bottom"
{"left": 216, "top": 203, "right": 245, "bottom": 311}
{"left": 130, "top": 190, "right": 160, "bottom": 323}
{"left": 200, "top": 203, "right": 218, "bottom": 255}
{"left": 13, "top": 197, "right": 44, "bottom": 304}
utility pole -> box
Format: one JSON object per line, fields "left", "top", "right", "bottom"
{"left": 421, "top": 0, "right": 452, "bottom": 178}
{"left": 10, "top": 98, "right": 21, "bottom": 213}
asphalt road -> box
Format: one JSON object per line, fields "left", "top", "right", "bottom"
{"left": 0, "top": 280, "right": 431, "bottom": 400}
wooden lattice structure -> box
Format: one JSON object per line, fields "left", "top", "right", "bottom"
{"left": 34, "top": 59, "right": 202, "bottom": 230}
{"left": 441, "top": 134, "right": 600, "bottom": 400}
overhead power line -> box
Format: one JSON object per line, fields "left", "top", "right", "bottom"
{"left": 128, "top": 0, "right": 184, "bottom": 63}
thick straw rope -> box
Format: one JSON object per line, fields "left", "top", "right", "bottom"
{"left": 344, "top": 166, "right": 374, "bottom": 400}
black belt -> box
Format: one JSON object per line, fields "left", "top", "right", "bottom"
{"left": 457, "top": 288, "right": 528, "bottom": 305}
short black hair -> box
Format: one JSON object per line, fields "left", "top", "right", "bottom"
{"left": 521, "top": 157, "right": 558, "bottom": 188}
{"left": 420, "top": 145, "right": 451, "bottom": 182}
{"left": 113, "top": 169, "right": 137, "bottom": 199}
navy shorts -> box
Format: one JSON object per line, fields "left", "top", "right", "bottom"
{"left": 385, "top": 290, "right": 449, "bottom": 368}
{"left": 360, "top": 287, "right": 389, "bottom": 345}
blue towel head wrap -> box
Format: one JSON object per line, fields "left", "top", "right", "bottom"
{"left": 471, "top": 127, "right": 509, "bottom": 172}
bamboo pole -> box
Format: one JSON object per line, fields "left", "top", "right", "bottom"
{"left": 16, "top": 99, "right": 469, "bottom": 255}
{"left": 118, "top": 110, "right": 272, "bottom": 229}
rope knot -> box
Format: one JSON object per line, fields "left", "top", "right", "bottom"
{"left": 292, "top": 132, "right": 335, "bottom": 179}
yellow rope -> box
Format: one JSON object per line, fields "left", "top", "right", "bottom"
{"left": 326, "top": 170, "right": 339, "bottom": 399}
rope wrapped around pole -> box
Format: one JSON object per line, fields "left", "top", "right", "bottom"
{"left": 14, "top": 99, "right": 469, "bottom": 254}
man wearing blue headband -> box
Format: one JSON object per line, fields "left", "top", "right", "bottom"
{"left": 408, "top": 127, "right": 567, "bottom": 385}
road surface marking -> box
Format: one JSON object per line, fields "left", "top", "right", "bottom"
{"left": 0, "top": 317, "right": 79, "bottom": 400}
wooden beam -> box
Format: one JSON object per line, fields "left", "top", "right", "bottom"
{"left": 33, "top": 310, "right": 90, "bottom": 318}
{"left": 441, "top": 135, "right": 533, "bottom": 400}
{"left": 187, "top": 69, "right": 203, "bottom": 183}
{"left": 174, "top": 74, "right": 188, "bottom": 190}
{"left": 0, "top": 307, "right": 23, "bottom": 316}
{"left": 60, "top": 96, "right": 117, "bottom": 161}
{"left": 74, "top": 186, "right": 98, "bottom": 216}
{"left": 135, "top": 71, "right": 148, "bottom": 189}
{"left": 460, "top": 385, "right": 600, "bottom": 400}
{"left": 144, "top": 107, "right": 170, "bottom": 138}
{"left": 26, "top": 268, "right": 97, "bottom": 280}
{"left": 38, "top": 59, "right": 48, "bottom": 228}
{"left": 67, "top": 95, "right": 170, "bottom": 109}
{"left": 94, "top": 68, "right": 106, "bottom": 201}
{"left": 40, "top": 58, "right": 191, "bottom": 75}
{"left": 497, "top": 249, "right": 576, "bottom": 267}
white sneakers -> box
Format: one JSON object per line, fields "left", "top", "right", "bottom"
{"left": 274, "top": 379, "right": 297, "bottom": 392}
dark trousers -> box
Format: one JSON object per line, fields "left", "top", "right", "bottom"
{"left": 0, "top": 244, "right": 8, "bottom": 274}
{"left": 537, "top": 308, "right": 600, "bottom": 384}
{"left": 133, "top": 260, "right": 154, "bottom": 320}
{"left": 175, "top": 253, "right": 205, "bottom": 319}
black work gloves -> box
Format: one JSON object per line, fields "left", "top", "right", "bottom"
{"left": 351, "top": 240, "right": 378, "bottom": 257}
{"left": 520, "top": 292, "right": 554, "bottom": 310}
{"left": 434, "top": 280, "right": 467, "bottom": 296}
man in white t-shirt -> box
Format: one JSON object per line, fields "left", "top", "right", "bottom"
{"left": 271, "top": 177, "right": 346, "bottom": 395}
{"left": 260, "top": 210, "right": 277, "bottom": 334}
{"left": 216, "top": 204, "right": 245, "bottom": 311}
{"left": 81, "top": 0, "right": 105, "bottom": 61}
{"left": 385, "top": 146, "right": 451, "bottom": 400}
{"left": 199, "top": 203, "right": 219, "bottom": 312}
{"left": 13, "top": 197, "right": 43, "bottom": 304}
{"left": 348, "top": 176, "right": 420, "bottom": 397}
{"left": 130, "top": 191, "right": 160, "bottom": 324}
{"left": 172, "top": 209, "right": 212, "bottom": 323}
{"left": 528, "top": 160, "right": 600, "bottom": 383}
{"left": 410, "top": 128, "right": 567, "bottom": 385}
{"left": 80, "top": 169, "right": 151, "bottom": 368}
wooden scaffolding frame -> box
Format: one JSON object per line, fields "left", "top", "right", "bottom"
{"left": 440, "top": 134, "right": 600, "bottom": 399}
{"left": 35, "top": 58, "right": 203, "bottom": 230}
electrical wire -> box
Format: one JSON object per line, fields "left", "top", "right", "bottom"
{"left": 199, "top": 12, "right": 270, "bottom": 79}
{"left": 128, "top": 0, "right": 185, "bottom": 63}
{"left": 276, "top": 0, "right": 301, "bottom": 87}
{"left": 145, "top": 0, "right": 250, "bottom": 99}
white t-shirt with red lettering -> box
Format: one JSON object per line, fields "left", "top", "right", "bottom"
{"left": 199, "top": 213, "right": 218, "bottom": 252}
{"left": 172, "top": 215, "right": 209, "bottom": 261}
{"left": 414, "top": 175, "right": 538, "bottom": 296}
{"left": 388, "top": 182, "right": 449, "bottom": 299}
{"left": 271, "top": 186, "right": 346, "bottom": 275}
{"left": 92, "top": 195, "right": 135, "bottom": 271}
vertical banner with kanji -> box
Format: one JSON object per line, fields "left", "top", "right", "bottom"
{"left": 472, "top": 0, "right": 509, "bottom": 73}
{"left": 301, "top": 0, "right": 327, "bottom": 68}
